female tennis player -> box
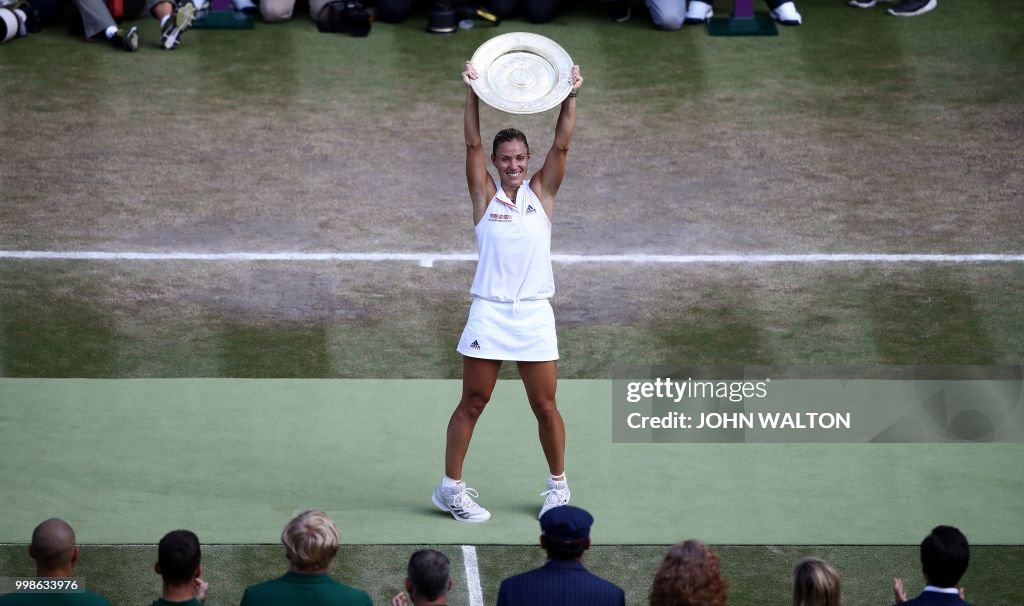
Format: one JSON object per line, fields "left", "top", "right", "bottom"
{"left": 432, "top": 60, "right": 583, "bottom": 522}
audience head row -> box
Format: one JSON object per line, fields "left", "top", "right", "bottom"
{"left": 10, "top": 514, "right": 971, "bottom": 606}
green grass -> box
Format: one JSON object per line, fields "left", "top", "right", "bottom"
{"left": 2, "top": 263, "right": 1021, "bottom": 377}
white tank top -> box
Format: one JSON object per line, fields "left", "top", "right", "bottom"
{"left": 469, "top": 177, "right": 555, "bottom": 302}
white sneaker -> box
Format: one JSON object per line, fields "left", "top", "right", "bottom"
{"left": 432, "top": 482, "right": 491, "bottom": 523}
{"left": 539, "top": 479, "right": 570, "bottom": 519}
{"left": 683, "top": 0, "right": 713, "bottom": 23}
{"left": 770, "top": 1, "right": 802, "bottom": 24}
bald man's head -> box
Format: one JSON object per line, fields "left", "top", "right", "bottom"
{"left": 30, "top": 519, "right": 78, "bottom": 571}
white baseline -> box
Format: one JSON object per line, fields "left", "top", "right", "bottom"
{"left": 462, "top": 545, "right": 484, "bottom": 606}
{"left": 2, "top": 250, "right": 1024, "bottom": 268}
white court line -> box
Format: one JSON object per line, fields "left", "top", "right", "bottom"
{"left": 462, "top": 545, "right": 484, "bottom": 606}
{"left": 2, "top": 250, "right": 1024, "bottom": 267}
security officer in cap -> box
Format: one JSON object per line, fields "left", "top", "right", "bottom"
{"left": 496, "top": 505, "right": 625, "bottom": 606}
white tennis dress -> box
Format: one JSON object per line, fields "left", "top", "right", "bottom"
{"left": 457, "top": 177, "right": 559, "bottom": 361}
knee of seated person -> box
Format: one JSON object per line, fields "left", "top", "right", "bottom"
{"left": 650, "top": 6, "right": 684, "bottom": 29}
{"left": 654, "top": 15, "right": 683, "bottom": 29}
{"left": 260, "top": 3, "right": 293, "bottom": 22}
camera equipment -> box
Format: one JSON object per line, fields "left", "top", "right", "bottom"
{"left": 316, "top": 0, "right": 371, "bottom": 36}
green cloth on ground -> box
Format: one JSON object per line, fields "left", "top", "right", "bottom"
{"left": 1, "top": 379, "right": 1020, "bottom": 545}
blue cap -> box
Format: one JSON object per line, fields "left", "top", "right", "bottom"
{"left": 540, "top": 505, "right": 593, "bottom": 541}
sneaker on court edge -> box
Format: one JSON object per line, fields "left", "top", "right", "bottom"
{"left": 887, "top": 0, "right": 936, "bottom": 16}
{"left": 432, "top": 483, "right": 492, "bottom": 523}
{"left": 539, "top": 479, "right": 570, "bottom": 519}
{"left": 847, "top": 0, "right": 880, "bottom": 7}
{"left": 160, "top": 0, "right": 195, "bottom": 50}
{"left": 683, "top": 0, "right": 712, "bottom": 23}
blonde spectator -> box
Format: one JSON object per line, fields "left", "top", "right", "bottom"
{"left": 793, "top": 557, "right": 841, "bottom": 606}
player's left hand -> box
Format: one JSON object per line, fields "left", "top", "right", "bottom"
{"left": 569, "top": 65, "right": 583, "bottom": 94}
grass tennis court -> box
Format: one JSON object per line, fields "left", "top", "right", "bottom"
{"left": 2, "top": 0, "right": 1023, "bottom": 604}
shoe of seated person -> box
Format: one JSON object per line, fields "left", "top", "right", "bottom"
{"left": 10, "top": 0, "right": 41, "bottom": 33}
{"left": 847, "top": 0, "right": 878, "bottom": 7}
{"left": 160, "top": 0, "right": 194, "bottom": 50}
{"left": 887, "top": 0, "right": 936, "bottom": 16}
{"left": 110, "top": 25, "right": 138, "bottom": 50}
{"left": 683, "top": 0, "right": 712, "bottom": 23}
{"left": 231, "top": 0, "right": 257, "bottom": 13}
{"left": 770, "top": 0, "right": 801, "bottom": 24}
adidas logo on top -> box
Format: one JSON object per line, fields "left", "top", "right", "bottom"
{"left": 526, "top": 205, "right": 536, "bottom": 214}
{"left": 470, "top": 340, "right": 481, "bottom": 350}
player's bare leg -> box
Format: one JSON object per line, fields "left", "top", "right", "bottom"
{"left": 432, "top": 356, "right": 501, "bottom": 522}
{"left": 519, "top": 360, "right": 570, "bottom": 517}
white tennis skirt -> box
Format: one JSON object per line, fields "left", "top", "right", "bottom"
{"left": 457, "top": 298, "right": 559, "bottom": 361}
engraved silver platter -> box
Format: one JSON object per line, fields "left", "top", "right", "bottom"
{"left": 470, "top": 32, "right": 573, "bottom": 115}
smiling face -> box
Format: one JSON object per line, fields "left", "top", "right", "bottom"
{"left": 492, "top": 139, "right": 530, "bottom": 191}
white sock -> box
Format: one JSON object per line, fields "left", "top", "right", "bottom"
{"left": 160, "top": 14, "right": 170, "bottom": 26}
{"left": 442, "top": 475, "right": 463, "bottom": 489}
{"left": 549, "top": 473, "right": 567, "bottom": 484}
{"left": 105, "top": 25, "right": 118, "bottom": 38}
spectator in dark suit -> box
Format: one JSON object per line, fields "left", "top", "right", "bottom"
{"left": 496, "top": 505, "right": 625, "bottom": 606}
{"left": 0, "top": 518, "right": 112, "bottom": 606}
{"left": 893, "top": 525, "right": 970, "bottom": 606}
{"left": 240, "top": 510, "right": 372, "bottom": 606}
{"left": 649, "top": 539, "right": 727, "bottom": 606}
{"left": 390, "top": 549, "right": 453, "bottom": 606}
{"left": 151, "top": 530, "right": 208, "bottom": 606}
{"left": 793, "top": 556, "right": 840, "bottom": 606}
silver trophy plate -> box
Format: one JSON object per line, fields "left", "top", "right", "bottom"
{"left": 470, "top": 32, "right": 574, "bottom": 115}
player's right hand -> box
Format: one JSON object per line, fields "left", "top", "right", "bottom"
{"left": 462, "top": 61, "right": 479, "bottom": 86}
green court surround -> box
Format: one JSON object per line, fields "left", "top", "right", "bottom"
{"left": 1, "top": 379, "right": 1020, "bottom": 545}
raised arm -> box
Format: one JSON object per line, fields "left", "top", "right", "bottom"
{"left": 463, "top": 61, "right": 496, "bottom": 225}
{"left": 532, "top": 65, "right": 583, "bottom": 216}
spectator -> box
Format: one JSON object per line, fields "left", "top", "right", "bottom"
{"left": 649, "top": 539, "right": 727, "bottom": 606}
{"left": 240, "top": 509, "right": 372, "bottom": 606}
{"left": 152, "top": 530, "right": 208, "bottom": 606}
{"left": 793, "top": 557, "right": 840, "bottom": 606}
{"left": 496, "top": 505, "right": 625, "bottom": 606}
{"left": 893, "top": 525, "right": 970, "bottom": 606}
{"left": 68, "top": 0, "right": 194, "bottom": 51}
{"left": 0, "top": 518, "right": 112, "bottom": 606}
{"left": 390, "top": 549, "right": 453, "bottom": 606}
{"left": 848, "top": 0, "right": 936, "bottom": 18}
{"left": 683, "top": 0, "right": 801, "bottom": 27}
